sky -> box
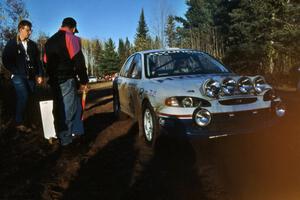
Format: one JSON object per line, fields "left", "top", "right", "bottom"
{"left": 23, "top": 0, "right": 188, "bottom": 43}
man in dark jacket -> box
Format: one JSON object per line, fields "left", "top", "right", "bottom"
{"left": 44, "top": 17, "right": 88, "bottom": 146}
{"left": 2, "top": 20, "right": 43, "bottom": 133}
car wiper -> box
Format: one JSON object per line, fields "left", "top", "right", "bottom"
{"left": 153, "top": 59, "right": 175, "bottom": 71}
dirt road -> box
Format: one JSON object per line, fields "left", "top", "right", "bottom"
{"left": 0, "top": 83, "right": 299, "bottom": 200}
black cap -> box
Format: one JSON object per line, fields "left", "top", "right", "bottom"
{"left": 62, "top": 17, "right": 79, "bottom": 33}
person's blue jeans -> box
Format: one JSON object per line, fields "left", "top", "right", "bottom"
{"left": 11, "top": 75, "right": 35, "bottom": 125}
{"left": 52, "top": 78, "right": 84, "bottom": 146}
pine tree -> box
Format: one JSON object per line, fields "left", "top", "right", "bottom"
{"left": 93, "top": 39, "right": 102, "bottom": 76}
{"left": 165, "top": 15, "right": 177, "bottom": 48}
{"left": 118, "top": 39, "right": 126, "bottom": 67}
{"left": 124, "top": 37, "right": 132, "bottom": 59}
{"left": 134, "top": 9, "right": 151, "bottom": 52}
{"left": 151, "top": 36, "right": 161, "bottom": 49}
{"left": 224, "top": 0, "right": 279, "bottom": 74}
{"left": 99, "top": 38, "right": 120, "bottom": 75}
{"left": 175, "top": 0, "right": 222, "bottom": 56}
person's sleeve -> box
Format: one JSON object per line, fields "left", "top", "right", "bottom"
{"left": 2, "top": 41, "right": 15, "bottom": 73}
{"left": 34, "top": 43, "right": 44, "bottom": 76}
{"left": 65, "top": 34, "right": 88, "bottom": 84}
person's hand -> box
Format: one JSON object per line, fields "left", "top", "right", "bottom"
{"left": 36, "top": 76, "right": 43, "bottom": 85}
{"left": 2, "top": 68, "right": 11, "bottom": 80}
{"left": 79, "top": 84, "right": 89, "bottom": 93}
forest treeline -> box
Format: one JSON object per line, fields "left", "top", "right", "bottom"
{"left": 0, "top": 0, "right": 299, "bottom": 85}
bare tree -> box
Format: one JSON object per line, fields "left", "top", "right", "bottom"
{"left": 0, "top": 0, "right": 28, "bottom": 74}
{"left": 150, "top": 0, "right": 173, "bottom": 48}
{"left": 1, "top": 0, "right": 28, "bottom": 42}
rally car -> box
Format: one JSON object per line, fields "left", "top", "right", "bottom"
{"left": 113, "top": 49, "right": 286, "bottom": 145}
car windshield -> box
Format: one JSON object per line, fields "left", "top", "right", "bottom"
{"left": 145, "top": 50, "right": 231, "bottom": 78}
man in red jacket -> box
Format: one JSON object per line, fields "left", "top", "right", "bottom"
{"left": 44, "top": 17, "right": 88, "bottom": 146}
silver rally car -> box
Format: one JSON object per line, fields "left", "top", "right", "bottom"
{"left": 113, "top": 49, "right": 286, "bottom": 144}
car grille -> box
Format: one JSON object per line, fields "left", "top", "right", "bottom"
{"left": 218, "top": 97, "right": 257, "bottom": 105}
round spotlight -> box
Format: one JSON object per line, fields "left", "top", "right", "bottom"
{"left": 222, "top": 78, "right": 236, "bottom": 95}
{"left": 194, "top": 109, "right": 212, "bottom": 127}
{"left": 238, "top": 77, "right": 253, "bottom": 94}
{"left": 182, "top": 97, "right": 193, "bottom": 107}
{"left": 203, "top": 79, "right": 221, "bottom": 98}
{"left": 275, "top": 103, "right": 286, "bottom": 117}
{"left": 253, "top": 76, "right": 266, "bottom": 94}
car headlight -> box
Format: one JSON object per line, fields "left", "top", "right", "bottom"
{"left": 182, "top": 97, "right": 193, "bottom": 107}
{"left": 194, "top": 108, "right": 212, "bottom": 127}
{"left": 222, "top": 78, "right": 236, "bottom": 95}
{"left": 165, "top": 97, "right": 211, "bottom": 107}
{"left": 238, "top": 77, "right": 253, "bottom": 94}
{"left": 203, "top": 79, "right": 221, "bottom": 98}
{"left": 253, "top": 76, "right": 266, "bottom": 94}
{"left": 165, "top": 97, "right": 179, "bottom": 107}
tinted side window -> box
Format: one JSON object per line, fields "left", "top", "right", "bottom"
{"left": 120, "top": 56, "right": 134, "bottom": 77}
{"left": 128, "top": 54, "right": 142, "bottom": 79}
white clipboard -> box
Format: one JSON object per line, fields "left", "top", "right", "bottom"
{"left": 39, "top": 100, "right": 56, "bottom": 139}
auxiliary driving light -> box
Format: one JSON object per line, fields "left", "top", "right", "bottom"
{"left": 194, "top": 108, "right": 212, "bottom": 127}
{"left": 204, "top": 79, "right": 221, "bottom": 98}
{"left": 238, "top": 77, "right": 253, "bottom": 94}
{"left": 275, "top": 103, "right": 286, "bottom": 117}
{"left": 253, "top": 76, "right": 266, "bottom": 94}
{"left": 222, "top": 78, "right": 236, "bottom": 95}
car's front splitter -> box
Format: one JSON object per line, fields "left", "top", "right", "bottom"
{"left": 158, "top": 108, "right": 282, "bottom": 138}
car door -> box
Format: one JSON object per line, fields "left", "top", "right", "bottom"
{"left": 117, "top": 55, "right": 134, "bottom": 115}
{"left": 126, "top": 54, "right": 142, "bottom": 118}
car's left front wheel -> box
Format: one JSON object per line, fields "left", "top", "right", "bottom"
{"left": 142, "top": 102, "right": 159, "bottom": 147}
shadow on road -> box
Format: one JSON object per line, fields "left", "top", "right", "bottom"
{"left": 61, "top": 124, "right": 207, "bottom": 200}
{"left": 86, "top": 97, "right": 113, "bottom": 111}
{"left": 61, "top": 123, "right": 139, "bottom": 200}
{"left": 86, "top": 88, "right": 113, "bottom": 105}
{"left": 124, "top": 134, "right": 204, "bottom": 200}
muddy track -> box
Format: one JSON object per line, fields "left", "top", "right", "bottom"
{"left": 0, "top": 84, "right": 299, "bottom": 200}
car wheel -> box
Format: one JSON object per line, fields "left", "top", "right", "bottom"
{"left": 142, "top": 102, "right": 159, "bottom": 147}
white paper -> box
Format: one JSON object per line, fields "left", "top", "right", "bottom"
{"left": 39, "top": 100, "right": 56, "bottom": 139}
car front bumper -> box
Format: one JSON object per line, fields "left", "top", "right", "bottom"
{"left": 158, "top": 107, "right": 282, "bottom": 138}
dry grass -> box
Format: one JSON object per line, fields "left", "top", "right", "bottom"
{"left": 88, "top": 81, "right": 112, "bottom": 90}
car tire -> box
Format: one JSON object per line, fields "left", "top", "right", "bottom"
{"left": 141, "top": 102, "right": 160, "bottom": 147}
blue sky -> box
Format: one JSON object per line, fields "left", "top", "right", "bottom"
{"left": 24, "top": 0, "right": 187, "bottom": 43}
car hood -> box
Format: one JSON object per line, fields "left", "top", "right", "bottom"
{"left": 151, "top": 74, "right": 237, "bottom": 93}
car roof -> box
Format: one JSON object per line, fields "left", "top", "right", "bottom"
{"left": 137, "top": 48, "right": 202, "bottom": 55}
